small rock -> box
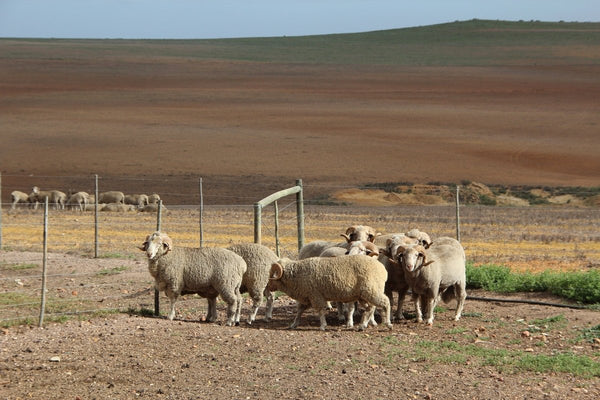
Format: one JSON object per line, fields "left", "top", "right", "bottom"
{"left": 49, "top": 356, "right": 61, "bottom": 362}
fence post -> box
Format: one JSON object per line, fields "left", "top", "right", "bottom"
{"left": 154, "top": 200, "right": 163, "bottom": 316}
{"left": 456, "top": 185, "right": 461, "bottom": 242}
{"left": 94, "top": 174, "right": 99, "bottom": 258}
{"left": 274, "top": 201, "right": 280, "bottom": 257}
{"left": 39, "top": 197, "right": 49, "bottom": 327}
{"left": 0, "top": 172, "right": 3, "bottom": 249}
{"left": 199, "top": 178, "right": 204, "bottom": 248}
{"left": 296, "top": 179, "right": 304, "bottom": 251}
{"left": 254, "top": 203, "right": 262, "bottom": 244}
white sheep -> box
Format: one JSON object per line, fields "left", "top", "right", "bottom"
{"left": 393, "top": 237, "right": 466, "bottom": 325}
{"left": 267, "top": 255, "right": 392, "bottom": 331}
{"left": 101, "top": 203, "right": 135, "bottom": 212}
{"left": 227, "top": 243, "right": 279, "bottom": 324}
{"left": 148, "top": 193, "right": 161, "bottom": 205}
{"left": 138, "top": 203, "right": 167, "bottom": 213}
{"left": 10, "top": 190, "right": 29, "bottom": 210}
{"left": 139, "top": 231, "right": 246, "bottom": 326}
{"left": 125, "top": 194, "right": 149, "bottom": 208}
{"left": 98, "top": 191, "right": 125, "bottom": 204}
{"left": 66, "top": 191, "right": 90, "bottom": 212}
{"left": 29, "top": 186, "right": 67, "bottom": 210}
{"left": 378, "top": 234, "right": 419, "bottom": 321}
{"left": 298, "top": 225, "right": 379, "bottom": 259}
{"left": 406, "top": 228, "right": 433, "bottom": 248}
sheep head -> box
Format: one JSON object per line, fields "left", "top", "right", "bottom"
{"left": 345, "top": 241, "right": 380, "bottom": 257}
{"left": 139, "top": 231, "right": 172, "bottom": 260}
{"left": 396, "top": 244, "right": 434, "bottom": 272}
{"left": 406, "top": 229, "right": 432, "bottom": 249}
{"left": 344, "top": 225, "right": 379, "bottom": 242}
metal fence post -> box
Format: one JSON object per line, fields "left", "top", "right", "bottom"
{"left": 199, "top": 178, "right": 204, "bottom": 248}
{"left": 296, "top": 179, "right": 304, "bottom": 251}
{"left": 39, "top": 198, "right": 49, "bottom": 327}
{"left": 0, "top": 172, "right": 3, "bottom": 249}
{"left": 274, "top": 201, "right": 280, "bottom": 257}
{"left": 94, "top": 174, "right": 99, "bottom": 258}
{"left": 254, "top": 203, "right": 262, "bottom": 244}
{"left": 154, "top": 200, "right": 162, "bottom": 316}
{"left": 456, "top": 185, "right": 461, "bottom": 242}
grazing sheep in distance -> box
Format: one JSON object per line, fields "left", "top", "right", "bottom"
{"left": 10, "top": 191, "right": 29, "bottom": 210}
{"left": 227, "top": 243, "right": 279, "bottom": 324}
{"left": 139, "top": 203, "right": 167, "bottom": 213}
{"left": 125, "top": 194, "right": 149, "bottom": 208}
{"left": 66, "top": 191, "right": 90, "bottom": 212}
{"left": 98, "top": 191, "right": 125, "bottom": 204}
{"left": 101, "top": 203, "right": 135, "bottom": 212}
{"left": 139, "top": 231, "right": 246, "bottom": 326}
{"left": 29, "top": 186, "right": 66, "bottom": 210}
{"left": 148, "top": 193, "right": 161, "bottom": 205}
{"left": 394, "top": 238, "right": 466, "bottom": 325}
{"left": 267, "top": 255, "right": 392, "bottom": 331}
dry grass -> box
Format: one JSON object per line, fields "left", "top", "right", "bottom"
{"left": 2, "top": 205, "right": 598, "bottom": 273}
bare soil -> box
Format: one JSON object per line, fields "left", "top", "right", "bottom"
{"left": 1, "top": 252, "right": 599, "bottom": 399}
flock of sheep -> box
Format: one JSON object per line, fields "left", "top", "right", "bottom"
{"left": 9, "top": 187, "right": 163, "bottom": 212}
{"left": 140, "top": 224, "right": 466, "bottom": 331}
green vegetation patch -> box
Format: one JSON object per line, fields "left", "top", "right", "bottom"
{"left": 466, "top": 263, "right": 600, "bottom": 304}
{"left": 97, "top": 266, "right": 129, "bottom": 276}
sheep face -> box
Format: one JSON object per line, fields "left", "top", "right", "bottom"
{"left": 343, "top": 225, "right": 378, "bottom": 243}
{"left": 345, "top": 241, "right": 379, "bottom": 257}
{"left": 139, "top": 231, "right": 172, "bottom": 260}
{"left": 396, "top": 245, "right": 432, "bottom": 272}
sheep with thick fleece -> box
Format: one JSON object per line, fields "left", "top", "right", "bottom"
{"left": 298, "top": 225, "right": 378, "bottom": 259}
{"left": 394, "top": 238, "right": 466, "bottom": 325}
{"left": 139, "top": 231, "right": 246, "bottom": 326}
{"left": 10, "top": 190, "right": 29, "bottom": 210}
{"left": 29, "top": 186, "right": 66, "bottom": 210}
{"left": 66, "top": 191, "right": 90, "bottom": 212}
{"left": 227, "top": 243, "right": 279, "bottom": 324}
{"left": 267, "top": 255, "right": 391, "bottom": 331}
{"left": 378, "top": 234, "right": 419, "bottom": 321}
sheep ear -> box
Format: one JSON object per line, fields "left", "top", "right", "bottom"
{"left": 138, "top": 242, "right": 147, "bottom": 252}
{"left": 269, "top": 263, "right": 283, "bottom": 280}
{"left": 159, "top": 233, "right": 173, "bottom": 254}
{"left": 340, "top": 233, "right": 351, "bottom": 243}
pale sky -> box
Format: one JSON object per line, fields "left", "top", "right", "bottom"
{"left": 0, "top": 0, "right": 598, "bottom": 39}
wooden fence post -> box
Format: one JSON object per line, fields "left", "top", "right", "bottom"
{"left": 296, "top": 179, "right": 304, "bottom": 251}
{"left": 94, "top": 174, "right": 99, "bottom": 258}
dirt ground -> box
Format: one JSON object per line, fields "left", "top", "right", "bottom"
{"left": 1, "top": 252, "right": 599, "bottom": 399}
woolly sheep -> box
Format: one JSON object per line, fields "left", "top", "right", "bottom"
{"left": 227, "top": 243, "right": 279, "bottom": 324}
{"left": 66, "top": 191, "right": 90, "bottom": 212}
{"left": 98, "top": 191, "right": 125, "bottom": 204}
{"left": 406, "top": 228, "right": 433, "bottom": 248}
{"left": 148, "top": 193, "right": 161, "bottom": 205}
{"left": 267, "top": 255, "right": 392, "bottom": 331}
{"left": 139, "top": 203, "right": 167, "bottom": 213}
{"left": 101, "top": 203, "right": 135, "bottom": 212}
{"left": 298, "top": 225, "right": 379, "bottom": 259}
{"left": 125, "top": 194, "right": 149, "bottom": 208}
{"left": 10, "top": 190, "right": 29, "bottom": 210}
{"left": 378, "top": 234, "right": 419, "bottom": 321}
{"left": 29, "top": 186, "right": 67, "bottom": 210}
{"left": 139, "top": 231, "right": 246, "bottom": 326}
{"left": 393, "top": 237, "right": 466, "bottom": 325}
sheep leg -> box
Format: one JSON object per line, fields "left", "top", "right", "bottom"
{"left": 206, "top": 297, "right": 218, "bottom": 322}
{"left": 167, "top": 296, "right": 178, "bottom": 321}
{"left": 318, "top": 307, "right": 329, "bottom": 331}
{"left": 220, "top": 290, "right": 239, "bottom": 327}
{"left": 395, "top": 286, "right": 409, "bottom": 321}
{"left": 336, "top": 302, "right": 346, "bottom": 322}
{"left": 263, "top": 289, "right": 274, "bottom": 321}
{"left": 454, "top": 284, "right": 467, "bottom": 321}
{"left": 247, "top": 290, "right": 263, "bottom": 325}
{"left": 357, "top": 304, "right": 376, "bottom": 331}
{"left": 343, "top": 302, "right": 355, "bottom": 328}
{"left": 414, "top": 294, "right": 423, "bottom": 323}
{"left": 425, "top": 296, "right": 436, "bottom": 325}
{"left": 290, "top": 302, "right": 309, "bottom": 329}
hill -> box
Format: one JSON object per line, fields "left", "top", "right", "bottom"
{"left": 1, "top": 20, "right": 599, "bottom": 204}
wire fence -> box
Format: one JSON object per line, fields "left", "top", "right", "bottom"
{"left": 1, "top": 174, "right": 599, "bottom": 326}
